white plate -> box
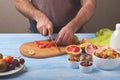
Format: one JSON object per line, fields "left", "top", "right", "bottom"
{"left": 0, "top": 64, "right": 25, "bottom": 76}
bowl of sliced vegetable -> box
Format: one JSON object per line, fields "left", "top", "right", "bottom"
{"left": 93, "top": 47, "right": 120, "bottom": 70}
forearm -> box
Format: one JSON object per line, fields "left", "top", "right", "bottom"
{"left": 66, "top": 0, "right": 96, "bottom": 33}
{"left": 14, "top": 0, "right": 45, "bottom": 22}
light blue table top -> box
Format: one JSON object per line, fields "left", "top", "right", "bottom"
{"left": 0, "top": 33, "right": 120, "bottom": 80}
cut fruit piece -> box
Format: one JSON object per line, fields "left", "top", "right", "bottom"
{"left": 85, "top": 44, "right": 98, "bottom": 55}
{"left": 34, "top": 40, "right": 55, "bottom": 48}
{"left": 79, "top": 43, "right": 91, "bottom": 49}
{"left": 65, "top": 45, "right": 82, "bottom": 57}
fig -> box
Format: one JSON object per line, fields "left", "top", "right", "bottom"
{"left": 0, "top": 60, "right": 7, "bottom": 72}
{"left": 85, "top": 44, "right": 98, "bottom": 55}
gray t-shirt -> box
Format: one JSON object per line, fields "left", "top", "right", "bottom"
{"left": 30, "top": 0, "right": 82, "bottom": 33}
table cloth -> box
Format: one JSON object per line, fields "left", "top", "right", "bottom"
{"left": 0, "top": 33, "right": 120, "bottom": 80}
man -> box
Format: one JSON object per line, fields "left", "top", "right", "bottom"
{"left": 14, "top": 0, "right": 96, "bottom": 45}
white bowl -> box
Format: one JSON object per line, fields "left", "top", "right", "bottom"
{"left": 93, "top": 53, "right": 120, "bottom": 70}
{"left": 68, "top": 60, "right": 80, "bottom": 69}
{"left": 79, "top": 61, "right": 93, "bottom": 73}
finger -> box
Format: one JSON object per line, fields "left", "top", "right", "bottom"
{"left": 65, "top": 37, "right": 72, "bottom": 45}
{"left": 66, "top": 35, "right": 74, "bottom": 45}
{"left": 38, "top": 27, "right": 43, "bottom": 35}
{"left": 55, "top": 33, "right": 61, "bottom": 45}
{"left": 43, "top": 27, "right": 48, "bottom": 36}
{"left": 61, "top": 34, "right": 69, "bottom": 45}
{"left": 48, "top": 25, "right": 53, "bottom": 37}
{"left": 56, "top": 32, "right": 65, "bottom": 45}
{"left": 60, "top": 32, "right": 72, "bottom": 46}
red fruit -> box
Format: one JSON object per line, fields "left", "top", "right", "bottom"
{"left": 85, "top": 44, "right": 98, "bottom": 55}
{"left": 19, "top": 58, "right": 25, "bottom": 64}
{"left": 97, "top": 52, "right": 105, "bottom": 58}
{"left": 65, "top": 45, "right": 82, "bottom": 57}
{"left": 39, "top": 43, "right": 48, "bottom": 48}
{"left": 8, "top": 64, "right": 15, "bottom": 70}
{"left": 4, "top": 56, "right": 13, "bottom": 63}
{"left": 35, "top": 40, "right": 55, "bottom": 48}
{"left": 46, "top": 41, "right": 55, "bottom": 48}
{"left": 35, "top": 41, "right": 42, "bottom": 47}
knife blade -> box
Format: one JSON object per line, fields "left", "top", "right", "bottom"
{"left": 49, "top": 36, "right": 62, "bottom": 53}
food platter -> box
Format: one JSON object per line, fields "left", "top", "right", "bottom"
{"left": 19, "top": 41, "right": 66, "bottom": 58}
{"left": 0, "top": 54, "right": 25, "bottom": 77}
{"left": 0, "top": 64, "right": 25, "bottom": 76}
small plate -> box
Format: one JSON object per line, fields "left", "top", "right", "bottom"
{"left": 0, "top": 64, "right": 25, "bottom": 76}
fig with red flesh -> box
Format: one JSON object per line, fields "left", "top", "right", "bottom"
{"left": 85, "top": 44, "right": 98, "bottom": 55}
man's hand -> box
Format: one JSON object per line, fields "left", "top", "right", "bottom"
{"left": 36, "top": 14, "right": 53, "bottom": 37}
{"left": 55, "top": 26, "right": 75, "bottom": 46}
{"left": 14, "top": 0, "right": 53, "bottom": 37}
{"left": 55, "top": 0, "right": 96, "bottom": 46}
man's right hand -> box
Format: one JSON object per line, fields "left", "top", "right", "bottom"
{"left": 14, "top": 0, "right": 53, "bottom": 37}
{"left": 36, "top": 14, "right": 53, "bottom": 37}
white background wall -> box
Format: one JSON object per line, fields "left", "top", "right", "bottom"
{"left": 0, "top": 0, "right": 120, "bottom": 33}
{"left": 85, "top": 0, "right": 120, "bottom": 32}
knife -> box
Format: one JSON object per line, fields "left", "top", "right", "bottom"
{"left": 49, "top": 36, "right": 62, "bottom": 53}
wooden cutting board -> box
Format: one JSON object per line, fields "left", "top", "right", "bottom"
{"left": 19, "top": 41, "right": 67, "bottom": 58}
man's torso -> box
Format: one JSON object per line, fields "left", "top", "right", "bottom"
{"left": 31, "top": 0, "right": 81, "bottom": 26}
